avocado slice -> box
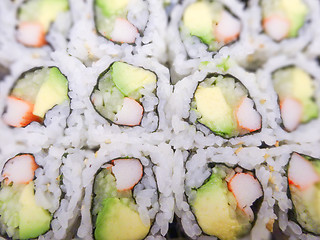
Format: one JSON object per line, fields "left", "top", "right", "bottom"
{"left": 33, "top": 67, "right": 69, "bottom": 118}
{"left": 182, "top": 2, "right": 213, "bottom": 44}
{"left": 19, "top": 181, "right": 52, "bottom": 239}
{"left": 194, "top": 86, "right": 235, "bottom": 137}
{"left": 96, "top": 0, "right": 128, "bottom": 17}
{"left": 280, "top": 0, "right": 308, "bottom": 37}
{"left": 191, "top": 168, "right": 251, "bottom": 240}
{"left": 94, "top": 197, "right": 150, "bottom": 240}
{"left": 111, "top": 62, "right": 156, "bottom": 98}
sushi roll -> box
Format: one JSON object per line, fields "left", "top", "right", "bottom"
{"left": 64, "top": 53, "right": 172, "bottom": 147}
{"left": 243, "top": 0, "right": 320, "bottom": 68}
{"left": 67, "top": 0, "right": 167, "bottom": 64}
{"left": 272, "top": 67, "right": 318, "bottom": 132}
{"left": 190, "top": 165, "right": 263, "bottom": 240}
{"left": 0, "top": 147, "right": 63, "bottom": 239}
{"left": 167, "top": 0, "right": 248, "bottom": 81}
{"left": 190, "top": 73, "right": 261, "bottom": 138}
{"left": 16, "top": 0, "right": 70, "bottom": 48}
{"left": 266, "top": 144, "right": 320, "bottom": 239}
{"left": 287, "top": 152, "right": 320, "bottom": 235}
{"left": 181, "top": 0, "right": 242, "bottom": 52}
{"left": 92, "top": 159, "right": 151, "bottom": 240}
{"left": 257, "top": 54, "right": 320, "bottom": 144}
{"left": 90, "top": 62, "right": 157, "bottom": 127}
{"left": 168, "top": 59, "right": 273, "bottom": 149}
{"left": 2, "top": 66, "right": 69, "bottom": 128}
{"left": 94, "top": 0, "right": 139, "bottom": 44}
{"left": 260, "top": 0, "right": 308, "bottom": 42}
{"left": 77, "top": 142, "right": 174, "bottom": 239}
{"left": 0, "top": 58, "right": 71, "bottom": 151}
{"left": 0, "top": 154, "right": 51, "bottom": 239}
{"left": 173, "top": 146, "right": 274, "bottom": 240}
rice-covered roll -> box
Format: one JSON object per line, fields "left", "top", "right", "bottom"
{"left": 190, "top": 165, "right": 263, "bottom": 240}
{"left": 0, "top": 147, "right": 62, "bottom": 239}
{"left": 167, "top": 58, "right": 275, "bottom": 149}
{"left": 287, "top": 152, "right": 320, "bottom": 235}
{"left": 173, "top": 146, "right": 275, "bottom": 240}
{"left": 190, "top": 73, "right": 262, "bottom": 139}
{"left": 94, "top": 0, "right": 139, "bottom": 44}
{"left": 243, "top": 0, "right": 320, "bottom": 69}
{"left": 266, "top": 144, "right": 320, "bottom": 239}
{"left": 0, "top": 58, "right": 71, "bottom": 150}
{"left": 67, "top": 0, "right": 167, "bottom": 64}
{"left": 77, "top": 142, "right": 174, "bottom": 239}
{"left": 16, "top": 0, "right": 69, "bottom": 48}
{"left": 257, "top": 54, "right": 320, "bottom": 144}
{"left": 90, "top": 62, "right": 156, "bottom": 127}
{"left": 0, "top": 0, "right": 71, "bottom": 66}
{"left": 2, "top": 67, "right": 69, "bottom": 128}
{"left": 54, "top": 52, "right": 172, "bottom": 147}
{"left": 167, "top": 0, "right": 250, "bottom": 82}
{"left": 273, "top": 67, "right": 318, "bottom": 132}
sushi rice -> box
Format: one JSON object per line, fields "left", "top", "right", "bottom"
{"left": 1, "top": 0, "right": 320, "bottom": 239}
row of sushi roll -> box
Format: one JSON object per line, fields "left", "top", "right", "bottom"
{"left": 1, "top": 0, "right": 320, "bottom": 240}
{"left": 0, "top": 0, "right": 168, "bottom": 66}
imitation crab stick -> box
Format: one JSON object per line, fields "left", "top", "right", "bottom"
{"left": 111, "top": 159, "right": 143, "bottom": 191}
{"left": 215, "top": 11, "right": 241, "bottom": 44}
{"left": 110, "top": 18, "right": 138, "bottom": 44}
{"left": 3, "top": 96, "right": 42, "bottom": 127}
{"left": 2, "top": 154, "right": 39, "bottom": 185}
{"left": 228, "top": 173, "right": 263, "bottom": 220}
{"left": 280, "top": 97, "right": 303, "bottom": 132}
{"left": 262, "top": 15, "right": 290, "bottom": 41}
{"left": 114, "top": 97, "right": 144, "bottom": 126}
{"left": 236, "top": 97, "right": 261, "bottom": 132}
{"left": 288, "top": 152, "right": 320, "bottom": 190}
{"left": 16, "top": 22, "right": 47, "bottom": 47}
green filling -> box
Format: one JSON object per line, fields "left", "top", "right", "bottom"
{"left": 18, "top": 0, "right": 69, "bottom": 32}
{"left": 33, "top": 67, "right": 69, "bottom": 118}
{"left": 289, "top": 156, "right": 320, "bottom": 234}
{"left": 90, "top": 62, "right": 156, "bottom": 123}
{"left": 0, "top": 181, "right": 52, "bottom": 239}
{"left": 93, "top": 168, "right": 150, "bottom": 240}
{"left": 11, "top": 67, "right": 69, "bottom": 119}
{"left": 191, "top": 75, "right": 249, "bottom": 138}
{"left": 273, "top": 67, "right": 318, "bottom": 124}
{"left": 190, "top": 166, "right": 252, "bottom": 240}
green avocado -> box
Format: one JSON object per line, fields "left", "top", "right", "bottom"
{"left": 111, "top": 62, "right": 156, "bottom": 98}
{"left": 194, "top": 86, "right": 235, "bottom": 137}
{"left": 96, "top": 0, "right": 128, "bottom": 17}
{"left": 280, "top": 0, "right": 308, "bottom": 37}
{"left": 19, "top": 182, "right": 52, "bottom": 239}
{"left": 191, "top": 168, "right": 251, "bottom": 240}
{"left": 94, "top": 197, "right": 150, "bottom": 240}
{"left": 182, "top": 2, "right": 213, "bottom": 44}
{"left": 33, "top": 67, "right": 69, "bottom": 118}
